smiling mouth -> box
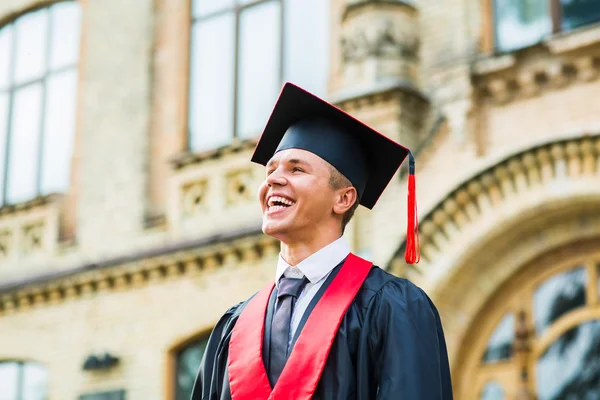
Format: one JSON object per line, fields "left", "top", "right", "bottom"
{"left": 267, "top": 196, "right": 296, "bottom": 212}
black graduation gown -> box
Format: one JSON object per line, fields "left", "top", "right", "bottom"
{"left": 191, "top": 264, "right": 453, "bottom": 400}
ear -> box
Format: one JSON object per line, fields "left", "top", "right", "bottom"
{"left": 332, "top": 186, "right": 358, "bottom": 216}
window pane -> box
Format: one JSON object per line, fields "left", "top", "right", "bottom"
{"left": 284, "top": 0, "right": 330, "bottom": 97}
{"left": 188, "top": 14, "right": 235, "bottom": 151}
{"left": 0, "top": 362, "right": 20, "bottom": 400}
{"left": 22, "top": 362, "right": 48, "bottom": 400}
{"left": 561, "top": 0, "right": 600, "bottom": 31}
{"left": 0, "top": 26, "right": 12, "bottom": 90}
{"left": 49, "top": 1, "right": 82, "bottom": 70}
{"left": 533, "top": 268, "right": 587, "bottom": 334}
{"left": 536, "top": 319, "right": 600, "bottom": 400}
{"left": 6, "top": 83, "right": 43, "bottom": 204}
{"left": 237, "top": 1, "right": 281, "bottom": 139}
{"left": 480, "top": 381, "right": 505, "bottom": 400}
{"left": 176, "top": 339, "right": 208, "bottom": 400}
{"left": 0, "top": 93, "right": 8, "bottom": 204}
{"left": 482, "top": 313, "right": 514, "bottom": 363}
{"left": 192, "top": 0, "right": 234, "bottom": 18}
{"left": 41, "top": 69, "right": 77, "bottom": 195}
{"left": 14, "top": 9, "right": 49, "bottom": 84}
{"left": 494, "top": 0, "right": 551, "bottom": 52}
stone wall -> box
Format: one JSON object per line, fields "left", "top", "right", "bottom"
{"left": 1, "top": 0, "right": 600, "bottom": 399}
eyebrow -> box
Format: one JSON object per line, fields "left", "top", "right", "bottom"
{"left": 267, "top": 158, "right": 309, "bottom": 169}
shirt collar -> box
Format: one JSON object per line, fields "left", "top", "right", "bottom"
{"left": 275, "top": 236, "right": 351, "bottom": 285}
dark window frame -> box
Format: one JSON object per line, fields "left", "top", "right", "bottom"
{"left": 173, "top": 336, "right": 209, "bottom": 400}
{"left": 0, "top": 0, "right": 80, "bottom": 206}
{"left": 188, "top": 0, "right": 285, "bottom": 150}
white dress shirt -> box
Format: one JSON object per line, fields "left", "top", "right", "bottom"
{"left": 275, "top": 236, "right": 351, "bottom": 346}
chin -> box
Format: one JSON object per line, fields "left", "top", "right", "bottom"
{"left": 261, "top": 219, "right": 292, "bottom": 240}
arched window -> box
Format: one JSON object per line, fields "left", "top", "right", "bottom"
{"left": 174, "top": 337, "right": 208, "bottom": 400}
{"left": 187, "top": 0, "right": 330, "bottom": 151}
{"left": 0, "top": 360, "right": 48, "bottom": 400}
{"left": 0, "top": 1, "right": 81, "bottom": 206}
{"left": 457, "top": 249, "right": 600, "bottom": 398}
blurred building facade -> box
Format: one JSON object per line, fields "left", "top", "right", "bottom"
{"left": 1, "top": 0, "right": 600, "bottom": 399}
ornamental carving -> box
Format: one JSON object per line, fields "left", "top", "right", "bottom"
{"left": 0, "top": 229, "right": 11, "bottom": 258}
{"left": 341, "top": 19, "right": 419, "bottom": 64}
{"left": 181, "top": 179, "right": 208, "bottom": 217}
{"left": 225, "top": 168, "right": 256, "bottom": 206}
{"left": 21, "top": 221, "right": 45, "bottom": 255}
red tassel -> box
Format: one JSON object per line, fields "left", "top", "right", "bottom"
{"left": 405, "top": 152, "right": 420, "bottom": 264}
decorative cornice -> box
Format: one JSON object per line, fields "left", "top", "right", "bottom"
{"left": 391, "top": 134, "right": 600, "bottom": 268}
{"left": 544, "top": 22, "right": 600, "bottom": 54}
{"left": 0, "top": 193, "right": 62, "bottom": 217}
{"left": 342, "top": 0, "right": 417, "bottom": 22}
{"left": 331, "top": 78, "right": 429, "bottom": 109}
{"left": 0, "top": 226, "right": 279, "bottom": 316}
{"left": 171, "top": 138, "right": 258, "bottom": 170}
{"left": 472, "top": 34, "right": 600, "bottom": 105}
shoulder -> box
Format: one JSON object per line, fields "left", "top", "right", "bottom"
{"left": 355, "top": 265, "right": 435, "bottom": 314}
{"left": 210, "top": 295, "right": 255, "bottom": 338}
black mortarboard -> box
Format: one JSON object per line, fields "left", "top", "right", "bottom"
{"left": 251, "top": 82, "right": 420, "bottom": 263}
{"left": 251, "top": 82, "right": 409, "bottom": 209}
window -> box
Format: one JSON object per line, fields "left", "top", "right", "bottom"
{"left": 175, "top": 338, "right": 208, "bottom": 400}
{"left": 492, "top": 0, "right": 600, "bottom": 52}
{"left": 533, "top": 267, "right": 586, "bottom": 334}
{"left": 0, "top": 1, "right": 81, "bottom": 206}
{"left": 188, "top": 0, "right": 330, "bottom": 151}
{"left": 0, "top": 361, "right": 49, "bottom": 400}
{"left": 536, "top": 320, "right": 600, "bottom": 400}
{"left": 482, "top": 313, "right": 514, "bottom": 363}
{"left": 458, "top": 253, "right": 600, "bottom": 399}
{"left": 480, "top": 381, "right": 505, "bottom": 400}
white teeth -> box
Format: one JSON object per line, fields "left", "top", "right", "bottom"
{"left": 267, "top": 196, "right": 295, "bottom": 207}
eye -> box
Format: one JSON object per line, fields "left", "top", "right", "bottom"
{"left": 292, "top": 167, "right": 304, "bottom": 173}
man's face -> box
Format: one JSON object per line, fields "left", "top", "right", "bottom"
{"left": 258, "top": 148, "right": 338, "bottom": 241}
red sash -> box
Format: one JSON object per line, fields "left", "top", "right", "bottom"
{"left": 227, "top": 253, "right": 372, "bottom": 400}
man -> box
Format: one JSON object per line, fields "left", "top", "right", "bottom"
{"left": 191, "top": 83, "right": 452, "bottom": 399}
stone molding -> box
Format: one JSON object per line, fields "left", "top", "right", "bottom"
{"left": 342, "top": 0, "right": 417, "bottom": 22}
{"left": 339, "top": 0, "right": 421, "bottom": 90}
{"left": 330, "top": 77, "right": 428, "bottom": 107}
{"left": 473, "top": 27, "right": 600, "bottom": 105}
{"left": 167, "top": 148, "right": 265, "bottom": 240}
{"left": 170, "top": 138, "right": 258, "bottom": 170}
{"left": 0, "top": 194, "right": 64, "bottom": 267}
{"left": 391, "top": 134, "right": 600, "bottom": 270}
{"left": 0, "top": 228, "right": 278, "bottom": 317}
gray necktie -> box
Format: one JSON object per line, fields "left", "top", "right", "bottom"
{"left": 268, "top": 276, "right": 308, "bottom": 385}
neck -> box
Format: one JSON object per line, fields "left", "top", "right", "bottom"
{"left": 279, "top": 229, "right": 343, "bottom": 266}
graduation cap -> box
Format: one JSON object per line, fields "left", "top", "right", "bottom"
{"left": 251, "top": 82, "right": 420, "bottom": 264}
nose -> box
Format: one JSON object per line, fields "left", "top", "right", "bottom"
{"left": 266, "top": 166, "right": 287, "bottom": 187}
